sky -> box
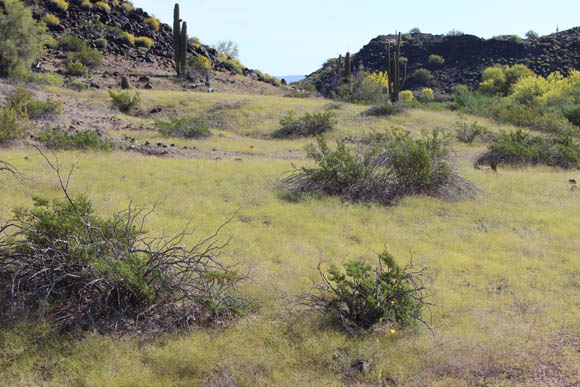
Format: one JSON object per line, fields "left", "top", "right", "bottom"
{"left": 134, "top": 0, "right": 580, "bottom": 76}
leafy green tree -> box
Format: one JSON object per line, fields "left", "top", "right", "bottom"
{"left": 0, "top": 0, "right": 46, "bottom": 77}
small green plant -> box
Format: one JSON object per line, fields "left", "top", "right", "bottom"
{"left": 364, "top": 102, "right": 402, "bottom": 116}
{"left": 69, "top": 46, "right": 103, "bottom": 68}
{"left": 412, "top": 68, "right": 432, "bottom": 83}
{"left": 284, "top": 89, "right": 311, "bottom": 98}
{"left": 135, "top": 36, "right": 154, "bottom": 49}
{"left": 562, "top": 105, "right": 580, "bottom": 126}
{"left": 307, "top": 250, "right": 430, "bottom": 331}
{"left": 0, "top": 105, "right": 27, "bottom": 143}
{"left": 68, "top": 79, "right": 88, "bottom": 91}
{"left": 25, "top": 99, "right": 62, "bottom": 119}
{"left": 95, "top": 37, "right": 108, "bottom": 49}
{"left": 121, "top": 1, "right": 134, "bottom": 12}
{"left": 51, "top": 0, "right": 69, "bottom": 11}
{"left": 58, "top": 35, "right": 86, "bottom": 52}
{"left": 419, "top": 88, "right": 435, "bottom": 102}
{"left": 80, "top": 0, "right": 92, "bottom": 9}
{"left": 108, "top": 90, "right": 140, "bottom": 113}
{"left": 66, "top": 61, "right": 88, "bottom": 76}
{"left": 399, "top": 90, "right": 414, "bottom": 102}
{"left": 42, "top": 13, "right": 60, "bottom": 27}
{"left": 156, "top": 116, "right": 212, "bottom": 138}
{"left": 428, "top": 54, "right": 445, "bottom": 67}
{"left": 455, "top": 120, "right": 491, "bottom": 144}
{"left": 222, "top": 58, "right": 244, "bottom": 74}
{"left": 143, "top": 15, "right": 160, "bottom": 31}
{"left": 273, "top": 111, "right": 337, "bottom": 138}
{"left": 38, "top": 127, "right": 112, "bottom": 151}
{"left": 119, "top": 31, "right": 135, "bottom": 45}
{"left": 188, "top": 54, "right": 212, "bottom": 72}
{"left": 95, "top": 1, "right": 111, "bottom": 11}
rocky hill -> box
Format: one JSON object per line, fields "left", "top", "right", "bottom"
{"left": 304, "top": 28, "right": 580, "bottom": 94}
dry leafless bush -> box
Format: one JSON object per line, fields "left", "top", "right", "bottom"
{"left": 0, "top": 151, "right": 249, "bottom": 333}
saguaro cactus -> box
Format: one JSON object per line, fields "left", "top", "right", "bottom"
{"left": 179, "top": 21, "right": 188, "bottom": 76}
{"left": 344, "top": 52, "right": 351, "bottom": 81}
{"left": 386, "top": 32, "right": 407, "bottom": 103}
{"left": 173, "top": 3, "right": 181, "bottom": 76}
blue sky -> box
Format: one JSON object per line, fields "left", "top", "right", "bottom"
{"left": 134, "top": 0, "right": 580, "bottom": 76}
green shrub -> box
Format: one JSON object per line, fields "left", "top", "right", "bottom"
{"left": 119, "top": 31, "right": 135, "bottom": 45}
{"left": 108, "top": 90, "right": 140, "bottom": 113}
{"left": 95, "top": 37, "right": 108, "bottom": 49}
{"left": 222, "top": 58, "right": 243, "bottom": 74}
{"left": 428, "top": 54, "right": 445, "bottom": 67}
{"left": 282, "top": 130, "right": 472, "bottom": 205}
{"left": 58, "top": 35, "right": 85, "bottom": 52}
{"left": 156, "top": 116, "right": 212, "bottom": 138}
{"left": 80, "top": 0, "right": 92, "bottom": 9}
{"left": 65, "top": 79, "right": 86, "bottom": 91}
{"left": 135, "top": 36, "right": 154, "bottom": 49}
{"left": 65, "top": 61, "right": 88, "bottom": 76}
{"left": 0, "top": 105, "right": 27, "bottom": 143}
{"left": 42, "top": 13, "right": 60, "bottom": 27}
{"left": 419, "top": 88, "right": 435, "bottom": 102}
{"left": 562, "top": 105, "right": 580, "bottom": 126}
{"left": 364, "top": 102, "right": 402, "bottom": 116}
{"left": 69, "top": 46, "right": 103, "bottom": 68}
{"left": 313, "top": 250, "right": 428, "bottom": 330}
{"left": 38, "top": 127, "right": 112, "bottom": 150}
{"left": 95, "top": 1, "right": 111, "bottom": 11}
{"left": 51, "top": 0, "right": 69, "bottom": 11}
{"left": 272, "top": 111, "right": 337, "bottom": 138}
{"left": 26, "top": 99, "right": 62, "bottom": 119}
{"left": 121, "top": 1, "right": 134, "bottom": 12}
{"left": 24, "top": 71, "right": 64, "bottom": 86}
{"left": 143, "top": 15, "right": 159, "bottom": 31}
{"left": 0, "top": 0, "right": 47, "bottom": 78}
{"left": 412, "top": 68, "right": 432, "bottom": 84}
{"left": 455, "top": 120, "right": 491, "bottom": 144}
{"left": 476, "top": 129, "right": 580, "bottom": 168}
{"left": 399, "top": 90, "right": 414, "bottom": 102}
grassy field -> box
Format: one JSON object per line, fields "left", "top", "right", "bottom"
{"left": 1, "top": 87, "right": 580, "bottom": 386}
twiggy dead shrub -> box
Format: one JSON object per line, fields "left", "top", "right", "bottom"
{"left": 0, "top": 156, "right": 248, "bottom": 332}
{"left": 303, "top": 250, "right": 431, "bottom": 332}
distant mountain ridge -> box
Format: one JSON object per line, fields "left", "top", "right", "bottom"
{"left": 303, "top": 28, "right": 580, "bottom": 94}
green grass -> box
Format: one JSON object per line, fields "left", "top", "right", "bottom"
{"left": 1, "top": 88, "right": 580, "bottom": 385}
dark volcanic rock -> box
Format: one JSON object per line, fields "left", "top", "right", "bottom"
{"left": 305, "top": 29, "right": 580, "bottom": 93}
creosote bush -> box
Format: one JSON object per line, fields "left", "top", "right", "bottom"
{"left": 119, "top": 31, "right": 135, "bottom": 45}
{"left": 94, "top": 1, "right": 111, "bottom": 11}
{"left": 25, "top": 99, "right": 62, "bottom": 119}
{"left": 156, "top": 115, "right": 212, "bottom": 139}
{"left": 476, "top": 129, "right": 580, "bottom": 168}
{"left": 428, "top": 54, "right": 445, "bottom": 67}
{"left": 412, "top": 68, "right": 432, "bottom": 84}
{"left": 51, "top": 0, "right": 69, "bottom": 11}
{"left": 0, "top": 178, "right": 248, "bottom": 331}
{"left": 37, "top": 127, "right": 112, "bottom": 151}
{"left": 0, "top": 87, "right": 33, "bottom": 143}
{"left": 272, "top": 111, "right": 337, "bottom": 138}
{"left": 282, "top": 129, "right": 474, "bottom": 205}
{"left": 108, "top": 90, "right": 140, "bottom": 113}
{"left": 455, "top": 120, "right": 491, "bottom": 144}
{"left": 65, "top": 61, "right": 88, "bottom": 76}
{"left": 42, "top": 13, "right": 60, "bottom": 27}
{"left": 304, "top": 250, "right": 430, "bottom": 332}
{"left": 135, "top": 36, "right": 154, "bottom": 49}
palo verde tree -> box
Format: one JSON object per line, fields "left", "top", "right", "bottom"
{"left": 0, "top": 0, "right": 46, "bottom": 78}
{"left": 386, "top": 32, "right": 407, "bottom": 103}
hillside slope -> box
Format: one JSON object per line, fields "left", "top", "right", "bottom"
{"left": 304, "top": 28, "right": 580, "bottom": 93}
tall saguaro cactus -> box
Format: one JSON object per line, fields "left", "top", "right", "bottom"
{"left": 344, "top": 52, "right": 351, "bottom": 81}
{"left": 386, "top": 32, "right": 407, "bottom": 102}
{"left": 173, "top": 4, "right": 181, "bottom": 76}
{"left": 179, "top": 21, "right": 188, "bottom": 76}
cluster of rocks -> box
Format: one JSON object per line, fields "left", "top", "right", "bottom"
{"left": 306, "top": 27, "right": 580, "bottom": 93}
{"left": 37, "top": 0, "right": 218, "bottom": 67}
